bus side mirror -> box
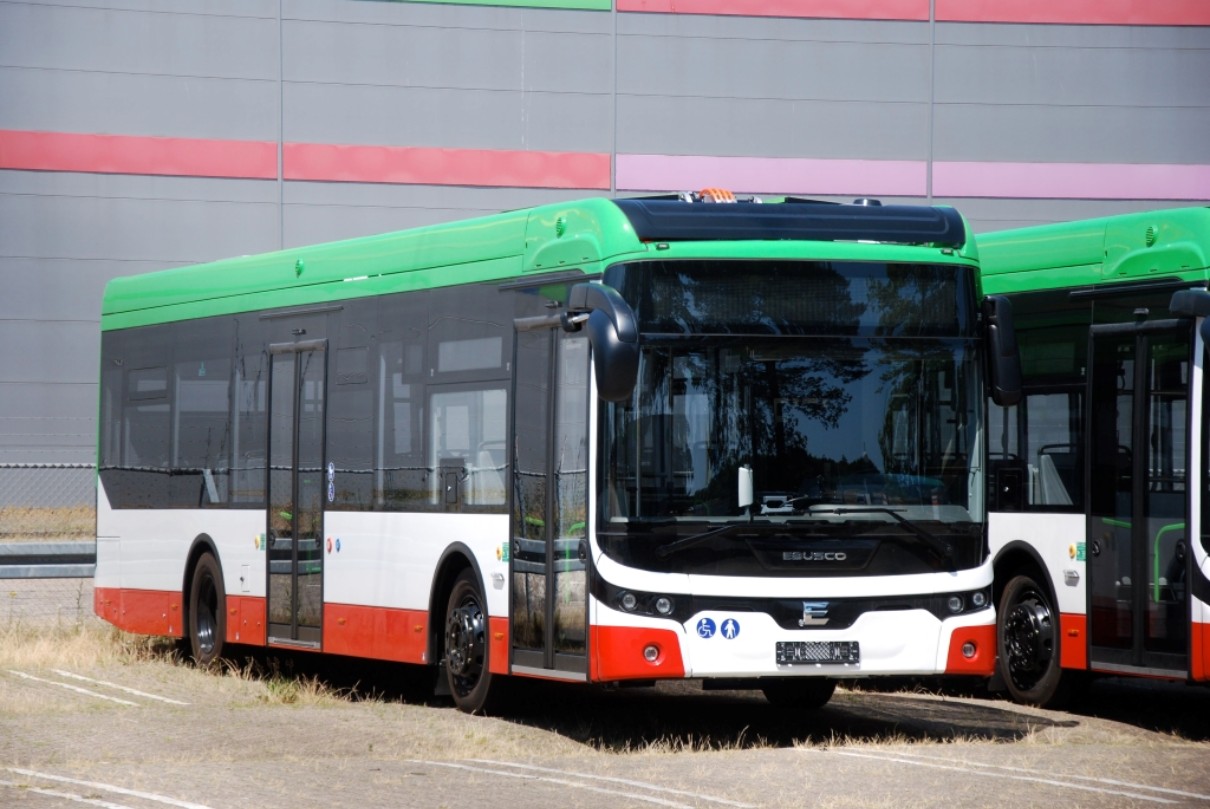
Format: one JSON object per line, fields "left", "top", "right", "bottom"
{"left": 984, "top": 295, "right": 1022, "bottom": 407}
{"left": 1169, "top": 288, "right": 1210, "bottom": 347}
{"left": 566, "top": 283, "right": 639, "bottom": 402}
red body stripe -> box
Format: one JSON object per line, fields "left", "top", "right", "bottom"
{"left": 226, "top": 595, "right": 267, "bottom": 647}
{"left": 93, "top": 586, "right": 183, "bottom": 638}
{"left": 1192, "top": 620, "right": 1210, "bottom": 682}
{"left": 323, "top": 603, "right": 430, "bottom": 664}
{"left": 944, "top": 623, "right": 997, "bottom": 675}
{"left": 589, "top": 625, "right": 686, "bottom": 681}
{"left": 1059, "top": 613, "right": 1088, "bottom": 670}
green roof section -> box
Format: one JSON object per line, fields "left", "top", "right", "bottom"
{"left": 101, "top": 198, "right": 642, "bottom": 331}
{"left": 978, "top": 207, "right": 1210, "bottom": 295}
{"left": 102, "top": 195, "right": 982, "bottom": 331}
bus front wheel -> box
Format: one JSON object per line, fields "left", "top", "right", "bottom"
{"left": 443, "top": 570, "right": 496, "bottom": 714}
{"left": 188, "top": 552, "right": 226, "bottom": 667}
{"left": 997, "top": 573, "right": 1071, "bottom": 708}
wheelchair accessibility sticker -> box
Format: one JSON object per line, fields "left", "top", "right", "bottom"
{"left": 696, "top": 617, "right": 741, "bottom": 639}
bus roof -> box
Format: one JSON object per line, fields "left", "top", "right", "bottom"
{"left": 101, "top": 195, "right": 973, "bottom": 330}
{"left": 978, "top": 206, "right": 1210, "bottom": 295}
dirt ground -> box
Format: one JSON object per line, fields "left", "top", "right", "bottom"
{"left": 3, "top": 622, "right": 1210, "bottom": 809}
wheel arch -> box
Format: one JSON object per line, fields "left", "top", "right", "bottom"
{"left": 427, "top": 542, "right": 487, "bottom": 665}
{"left": 992, "top": 539, "right": 1055, "bottom": 612}
{"left": 181, "top": 533, "right": 222, "bottom": 634}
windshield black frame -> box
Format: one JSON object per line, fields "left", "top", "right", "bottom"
{"left": 597, "top": 258, "right": 985, "bottom": 576}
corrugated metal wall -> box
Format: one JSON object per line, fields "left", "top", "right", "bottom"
{"left": 1, "top": 0, "right": 1208, "bottom": 465}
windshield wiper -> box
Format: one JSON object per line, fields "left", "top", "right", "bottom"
{"left": 805, "top": 506, "right": 954, "bottom": 569}
{"left": 655, "top": 524, "right": 749, "bottom": 559}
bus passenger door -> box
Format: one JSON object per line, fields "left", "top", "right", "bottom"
{"left": 267, "top": 340, "right": 327, "bottom": 649}
{"left": 510, "top": 327, "right": 590, "bottom": 679}
{"left": 1087, "top": 323, "right": 1189, "bottom": 678}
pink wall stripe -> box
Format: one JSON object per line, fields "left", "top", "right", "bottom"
{"left": 617, "top": 0, "right": 929, "bottom": 21}
{"left": 617, "top": 154, "right": 928, "bottom": 198}
{"left": 284, "top": 142, "right": 610, "bottom": 190}
{"left": 933, "top": 162, "right": 1210, "bottom": 201}
{"left": 0, "top": 129, "right": 277, "bottom": 179}
{"left": 935, "top": 0, "right": 1210, "bottom": 26}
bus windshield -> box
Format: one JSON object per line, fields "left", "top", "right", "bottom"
{"left": 599, "top": 259, "right": 983, "bottom": 574}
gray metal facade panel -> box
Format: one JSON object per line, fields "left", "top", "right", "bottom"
{"left": 1, "top": 1, "right": 278, "bottom": 79}
{"left": 0, "top": 321, "right": 97, "bottom": 385}
{"left": 0, "top": 68, "right": 279, "bottom": 140}
{"left": 283, "top": 82, "right": 612, "bottom": 151}
{"left": 0, "top": 184, "right": 280, "bottom": 264}
{"left": 935, "top": 40, "right": 1210, "bottom": 109}
{"left": 283, "top": 182, "right": 603, "bottom": 246}
{"left": 615, "top": 15, "right": 932, "bottom": 159}
{"left": 616, "top": 95, "right": 931, "bottom": 159}
{"left": 932, "top": 103, "right": 1210, "bottom": 164}
{"left": 0, "top": 259, "right": 111, "bottom": 322}
{"left": 934, "top": 22, "right": 1210, "bottom": 164}
{"left": 949, "top": 198, "right": 1208, "bottom": 235}
{"left": 282, "top": 20, "right": 612, "bottom": 94}
{"left": 0, "top": 382, "right": 97, "bottom": 462}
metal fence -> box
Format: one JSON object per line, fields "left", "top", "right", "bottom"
{"left": 0, "top": 463, "right": 98, "bottom": 625}
{"left": 0, "top": 463, "right": 95, "bottom": 540}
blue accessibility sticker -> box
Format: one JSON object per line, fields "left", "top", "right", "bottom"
{"left": 696, "top": 617, "right": 716, "bottom": 638}
{"left": 720, "top": 618, "right": 741, "bottom": 639}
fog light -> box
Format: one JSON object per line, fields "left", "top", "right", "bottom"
{"left": 971, "top": 590, "right": 987, "bottom": 608}
{"left": 962, "top": 641, "right": 977, "bottom": 659}
{"left": 654, "top": 596, "right": 674, "bottom": 616}
{"left": 620, "top": 592, "right": 638, "bottom": 612}
{"left": 643, "top": 644, "right": 660, "bottom": 663}
{"left": 947, "top": 595, "right": 964, "bottom": 614}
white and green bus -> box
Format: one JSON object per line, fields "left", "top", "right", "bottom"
{"left": 95, "top": 191, "right": 1013, "bottom": 712}
{"left": 981, "top": 207, "right": 1210, "bottom": 707}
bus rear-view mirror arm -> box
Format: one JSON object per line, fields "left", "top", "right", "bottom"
{"left": 984, "top": 294, "right": 1023, "bottom": 407}
{"left": 565, "top": 282, "right": 639, "bottom": 402}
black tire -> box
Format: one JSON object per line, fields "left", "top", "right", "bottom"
{"left": 760, "top": 678, "right": 836, "bottom": 709}
{"left": 997, "top": 572, "right": 1072, "bottom": 708}
{"left": 188, "top": 552, "right": 226, "bottom": 668}
{"left": 443, "top": 569, "right": 497, "bottom": 714}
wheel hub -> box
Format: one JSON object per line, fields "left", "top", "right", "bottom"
{"left": 445, "top": 603, "right": 484, "bottom": 679}
{"left": 1004, "top": 597, "right": 1053, "bottom": 684}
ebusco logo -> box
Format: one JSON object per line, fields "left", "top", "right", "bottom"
{"left": 781, "top": 551, "right": 847, "bottom": 561}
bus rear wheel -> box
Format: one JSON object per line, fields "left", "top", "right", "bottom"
{"left": 760, "top": 678, "right": 836, "bottom": 709}
{"left": 188, "top": 552, "right": 226, "bottom": 668}
{"left": 997, "top": 573, "right": 1071, "bottom": 708}
{"left": 443, "top": 570, "right": 496, "bottom": 714}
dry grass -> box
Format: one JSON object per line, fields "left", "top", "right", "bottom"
{"left": 0, "top": 506, "right": 95, "bottom": 539}
{"left": 0, "top": 621, "right": 154, "bottom": 669}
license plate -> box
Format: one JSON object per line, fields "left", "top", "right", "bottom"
{"left": 776, "top": 641, "right": 860, "bottom": 665}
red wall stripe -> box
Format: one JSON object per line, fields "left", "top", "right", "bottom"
{"left": 283, "top": 142, "right": 611, "bottom": 190}
{"left": 617, "top": 0, "right": 929, "bottom": 21}
{"left": 621, "top": 0, "right": 1210, "bottom": 24}
{"left": 935, "top": 0, "right": 1210, "bottom": 26}
{"left": 0, "top": 129, "right": 278, "bottom": 179}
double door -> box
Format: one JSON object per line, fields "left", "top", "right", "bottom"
{"left": 267, "top": 340, "right": 327, "bottom": 648}
{"left": 510, "top": 328, "right": 591, "bottom": 678}
{"left": 1087, "top": 322, "right": 1190, "bottom": 676}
